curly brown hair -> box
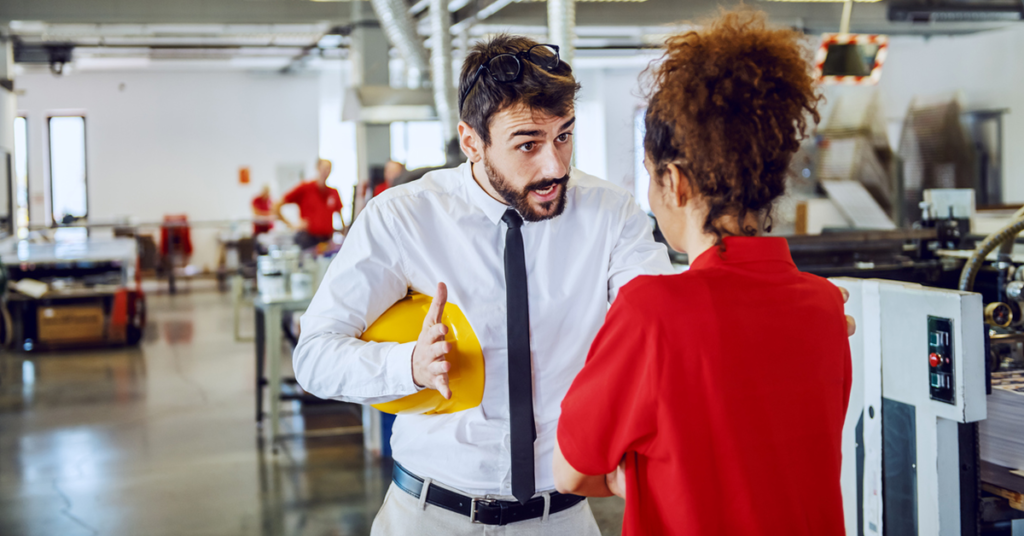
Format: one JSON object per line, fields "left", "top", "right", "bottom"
{"left": 644, "top": 9, "right": 821, "bottom": 240}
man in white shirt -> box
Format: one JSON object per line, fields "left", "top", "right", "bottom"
{"left": 293, "top": 35, "right": 672, "bottom": 534}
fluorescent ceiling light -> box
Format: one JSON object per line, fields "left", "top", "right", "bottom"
{"left": 761, "top": 0, "right": 882, "bottom": 3}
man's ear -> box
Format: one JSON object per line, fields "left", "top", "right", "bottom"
{"left": 458, "top": 121, "right": 483, "bottom": 163}
{"left": 665, "top": 163, "right": 693, "bottom": 208}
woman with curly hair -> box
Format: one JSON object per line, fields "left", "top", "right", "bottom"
{"left": 552, "top": 9, "right": 852, "bottom": 535}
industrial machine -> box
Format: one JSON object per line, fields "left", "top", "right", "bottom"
{"left": 788, "top": 202, "right": 1024, "bottom": 535}
{"left": 836, "top": 278, "right": 987, "bottom": 536}
{"left": 0, "top": 238, "right": 146, "bottom": 351}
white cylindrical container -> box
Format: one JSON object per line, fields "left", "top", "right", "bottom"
{"left": 290, "top": 272, "right": 313, "bottom": 300}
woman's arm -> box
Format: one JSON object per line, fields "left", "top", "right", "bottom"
{"left": 552, "top": 439, "right": 614, "bottom": 497}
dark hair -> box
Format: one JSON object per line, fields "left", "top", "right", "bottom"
{"left": 459, "top": 34, "right": 581, "bottom": 146}
{"left": 643, "top": 9, "right": 821, "bottom": 241}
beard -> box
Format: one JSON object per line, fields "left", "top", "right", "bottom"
{"left": 483, "top": 156, "right": 569, "bottom": 222}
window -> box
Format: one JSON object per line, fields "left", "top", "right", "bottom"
{"left": 14, "top": 116, "right": 29, "bottom": 237}
{"left": 48, "top": 116, "right": 89, "bottom": 225}
{"left": 390, "top": 121, "right": 446, "bottom": 169}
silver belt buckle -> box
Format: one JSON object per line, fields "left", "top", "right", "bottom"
{"left": 470, "top": 496, "right": 496, "bottom": 524}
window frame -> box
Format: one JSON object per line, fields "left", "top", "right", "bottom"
{"left": 47, "top": 115, "right": 90, "bottom": 226}
{"left": 13, "top": 115, "right": 30, "bottom": 236}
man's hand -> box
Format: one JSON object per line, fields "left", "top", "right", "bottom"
{"left": 605, "top": 457, "right": 628, "bottom": 500}
{"left": 412, "top": 282, "right": 453, "bottom": 399}
{"left": 837, "top": 285, "right": 856, "bottom": 337}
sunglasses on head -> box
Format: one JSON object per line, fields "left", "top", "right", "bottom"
{"left": 458, "top": 44, "right": 561, "bottom": 115}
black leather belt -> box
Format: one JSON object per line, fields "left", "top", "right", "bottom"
{"left": 391, "top": 461, "right": 585, "bottom": 526}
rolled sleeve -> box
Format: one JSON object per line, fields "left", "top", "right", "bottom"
{"left": 558, "top": 292, "right": 660, "bottom": 474}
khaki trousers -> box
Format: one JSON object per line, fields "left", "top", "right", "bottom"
{"left": 369, "top": 481, "right": 602, "bottom": 536}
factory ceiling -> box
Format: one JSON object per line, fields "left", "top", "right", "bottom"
{"left": 1, "top": 0, "right": 1018, "bottom": 72}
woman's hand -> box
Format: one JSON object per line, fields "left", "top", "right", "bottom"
{"left": 836, "top": 285, "right": 856, "bottom": 337}
{"left": 605, "top": 457, "right": 628, "bottom": 500}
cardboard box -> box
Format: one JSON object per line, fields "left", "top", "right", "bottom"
{"left": 37, "top": 305, "right": 106, "bottom": 343}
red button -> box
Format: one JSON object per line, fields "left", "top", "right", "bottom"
{"left": 929, "top": 353, "right": 941, "bottom": 367}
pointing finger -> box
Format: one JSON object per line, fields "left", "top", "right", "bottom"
{"left": 433, "top": 282, "right": 448, "bottom": 325}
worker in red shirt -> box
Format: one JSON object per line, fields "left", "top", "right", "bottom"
{"left": 553, "top": 10, "right": 852, "bottom": 536}
{"left": 251, "top": 184, "right": 274, "bottom": 237}
{"left": 373, "top": 160, "right": 406, "bottom": 197}
{"left": 274, "top": 158, "right": 346, "bottom": 250}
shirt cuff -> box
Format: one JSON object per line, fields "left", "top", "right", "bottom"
{"left": 386, "top": 341, "right": 424, "bottom": 394}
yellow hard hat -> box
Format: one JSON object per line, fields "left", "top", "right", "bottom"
{"left": 362, "top": 292, "right": 485, "bottom": 415}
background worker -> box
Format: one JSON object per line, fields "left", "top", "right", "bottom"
{"left": 374, "top": 160, "right": 406, "bottom": 197}
{"left": 251, "top": 184, "right": 274, "bottom": 237}
{"left": 274, "top": 158, "right": 346, "bottom": 250}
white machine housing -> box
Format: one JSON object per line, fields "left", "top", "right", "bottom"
{"left": 833, "top": 278, "right": 986, "bottom": 536}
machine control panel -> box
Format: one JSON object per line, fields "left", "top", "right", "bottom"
{"left": 928, "top": 316, "right": 955, "bottom": 404}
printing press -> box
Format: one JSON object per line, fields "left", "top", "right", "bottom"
{"left": 789, "top": 207, "right": 1024, "bottom": 536}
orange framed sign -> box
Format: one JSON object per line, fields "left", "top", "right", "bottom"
{"left": 816, "top": 34, "right": 889, "bottom": 85}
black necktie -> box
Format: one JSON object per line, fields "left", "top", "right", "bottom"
{"left": 502, "top": 209, "right": 536, "bottom": 505}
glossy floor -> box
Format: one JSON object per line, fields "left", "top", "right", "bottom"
{"left": 0, "top": 283, "right": 624, "bottom": 535}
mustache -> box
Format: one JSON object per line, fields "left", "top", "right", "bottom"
{"left": 527, "top": 175, "right": 570, "bottom": 192}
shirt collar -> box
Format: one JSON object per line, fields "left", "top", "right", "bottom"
{"left": 460, "top": 162, "right": 509, "bottom": 226}
{"left": 688, "top": 236, "right": 796, "bottom": 272}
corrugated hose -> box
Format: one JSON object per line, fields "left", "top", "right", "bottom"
{"left": 958, "top": 206, "right": 1024, "bottom": 292}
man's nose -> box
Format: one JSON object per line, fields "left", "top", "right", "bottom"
{"left": 539, "top": 142, "right": 569, "bottom": 179}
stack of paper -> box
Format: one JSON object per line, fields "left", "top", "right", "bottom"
{"left": 981, "top": 371, "right": 1024, "bottom": 471}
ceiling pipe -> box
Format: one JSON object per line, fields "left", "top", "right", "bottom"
{"left": 369, "top": 0, "right": 430, "bottom": 86}
{"left": 548, "top": 0, "right": 576, "bottom": 66}
{"left": 450, "top": 0, "right": 520, "bottom": 36}
{"left": 429, "top": 0, "right": 459, "bottom": 142}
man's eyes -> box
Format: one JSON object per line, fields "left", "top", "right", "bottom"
{"left": 517, "top": 133, "right": 571, "bottom": 152}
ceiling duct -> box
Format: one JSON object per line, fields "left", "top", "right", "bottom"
{"left": 369, "top": 0, "right": 430, "bottom": 86}
{"left": 429, "top": 0, "right": 459, "bottom": 142}
{"left": 342, "top": 85, "right": 437, "bottom": 123}
{"left": 548, "top": 0, "right": 577, "bottom": 66}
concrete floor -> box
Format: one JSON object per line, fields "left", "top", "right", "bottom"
{"left": 0, "top": 284, "right": 624, "bottom": 535}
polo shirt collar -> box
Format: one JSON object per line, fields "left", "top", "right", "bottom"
{"left": 460, "top": 162, "right": 510, "bottom": 226}
{"left": 689, "top": 236, "right": 796, "bottom": 271}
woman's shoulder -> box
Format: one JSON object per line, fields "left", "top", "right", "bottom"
{"left": 616, "top": 272, "right": 710, "bottom": 317}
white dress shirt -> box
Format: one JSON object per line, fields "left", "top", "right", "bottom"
{"left": 293, "top": 162, "right": 672, "bottom": 496}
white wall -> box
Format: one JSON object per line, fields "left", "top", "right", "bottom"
{"left": 318, "top": 62, "right": 359, "bottom": 222}
{"left": 821, "top": 25, "right": 1024, "bottom": 203}
{"left": 575, "top": 65, "right": 650, "bottom": 194}
{"left": 16, "top": 69, "right": 320, "bottom": 270}
{"left": 576, "top": 25, "right": 1024, "bottom": 206}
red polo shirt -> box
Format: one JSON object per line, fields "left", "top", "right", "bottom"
{"left": 283, "top": 180, "right": 342, "bottom": 237}
{"left": 252, "top": 194, "right": 273, "bottom": 235}
{"left": 558, "top": 236, "right": 851, "bottom": 536}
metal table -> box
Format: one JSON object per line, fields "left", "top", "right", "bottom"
{"left": 254, "top": 294, "right": 312, "bottom": 450}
